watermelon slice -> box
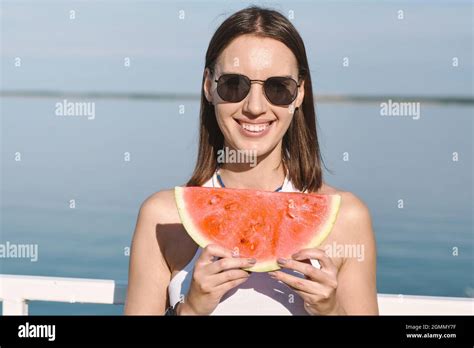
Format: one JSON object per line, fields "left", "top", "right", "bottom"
{"left": 174, "top": 186, "right": 341, "bottom": 272}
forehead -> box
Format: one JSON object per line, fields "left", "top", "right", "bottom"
{"left": 216, "top": 35, "right": 298, "bottom": 78}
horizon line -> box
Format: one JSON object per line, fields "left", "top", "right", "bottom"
{"left": 1, "top": 90, "right": 473, "bottom": 105}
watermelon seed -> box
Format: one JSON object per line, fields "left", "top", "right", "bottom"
{"left": 209, "top": 196, "right": 220, "bottom": 205}
{"left": 287, "top": 199, "right": 296, "bottom": 218}
{"left": 224, "top": 202, "right": 238, "bottom": 210}
{"left": 250, "top": 221, "right": 262, "bottom": 233}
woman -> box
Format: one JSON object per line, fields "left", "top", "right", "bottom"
{"left": 125, "top": 6, "right": 378, "bottom": 315}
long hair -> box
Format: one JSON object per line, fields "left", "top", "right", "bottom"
{"left": 186, "top": 6, "right": 324, "bottom": 192}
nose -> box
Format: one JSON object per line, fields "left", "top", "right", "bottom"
{"left": 242, "top": 81, "right": 267, "bottom": 116}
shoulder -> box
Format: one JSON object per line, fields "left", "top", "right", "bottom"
{"left": 321, "top": 183, "right": 373, "bottom": 244}
{"left": 320, "top": 183, "right": 370, "bottom": 219}
{"left": 138, "top": 188, "right": 180, "bottom": 224}
{"left": 338, "top": 191, "right": 371, "bottom": 225}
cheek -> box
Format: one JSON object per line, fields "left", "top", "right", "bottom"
{"left": 273, "top": 107, "right": 294, "bottom": 130}
{"left": 215, "top": 105, "right": 239, "bottom": 132}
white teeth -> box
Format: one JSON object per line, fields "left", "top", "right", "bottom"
{"left": 241, "top": 122, "right": 270, "bottom": 132}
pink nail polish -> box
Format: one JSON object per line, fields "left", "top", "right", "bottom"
{"left": 277, "top": 257, "right": 287, "bottom": 264}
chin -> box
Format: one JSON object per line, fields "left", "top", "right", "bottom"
{"left": 230, "top": 139, "right": 276, "bottom": 158}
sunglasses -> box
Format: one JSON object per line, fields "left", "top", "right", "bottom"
{"left": 214, "top": 73, "right": 301, "bottom": 106}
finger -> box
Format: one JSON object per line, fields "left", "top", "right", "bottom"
{"left": 290, "top": 289, "right": 334, "bottom": 314}
{"left": 277, "top": 258, "right": 335, "bottom": 286}
{"left": 292, "top": 248, "right": 337, "bottom": 273}
{"left": 198, "top": 244, "right": 235, "bottom": 266}
{"left": 214, "top": 274, "right": 250, "bottom": 294}
{"left": 269, "top": 271, "right": 324, "bottom": 294}
{"left": 293, "top": 286, "right": 335, "bottom": 305}
{"left": 208, "top": 269, "right": 250, "bottom": 287}
{"left": 205, "top": 257, "right": 256, "bottom": 274}
{"left": 292, "top": 288, "right": 317, "bottom": 306}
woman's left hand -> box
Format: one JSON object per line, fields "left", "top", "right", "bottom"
{"left": 268, "top": 247, "right": 346, "bottom": 315}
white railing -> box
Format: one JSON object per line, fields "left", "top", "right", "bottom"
{"left": 0, "top": 274, "right": 127, "bottom": 315}
{"left": 0, "top": 274, "right": 473, "bottom": 315}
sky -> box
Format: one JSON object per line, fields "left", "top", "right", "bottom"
{"left": 1, "top": 0, "right": 472, "bottom": 96}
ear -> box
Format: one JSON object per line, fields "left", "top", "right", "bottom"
{"left": 295, "top": 79, "right": 305, "bottom": 109}
{"left": 203, "top": 68, "right": 214, "bottom": 104}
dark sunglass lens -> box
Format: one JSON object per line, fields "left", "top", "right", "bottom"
{"left": 265, "top": 77, "right": 298, "bottom": 105}
{"left": 217, "top": 74, "right": 249, "bottom": 102}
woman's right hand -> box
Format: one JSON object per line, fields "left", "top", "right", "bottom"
{"left": 178, "top": 244, "right": 256, "bottom": 315}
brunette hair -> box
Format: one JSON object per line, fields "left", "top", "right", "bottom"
{"left": 186, "top": 5, "right": 324, "bottom": 192}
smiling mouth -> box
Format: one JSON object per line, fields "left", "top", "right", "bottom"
{"left": 234, "top": 119, "right": 275, "bottom": 133}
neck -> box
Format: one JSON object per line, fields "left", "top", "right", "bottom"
{"left": 218, "top": 143, "right": 286, "bottom": 191}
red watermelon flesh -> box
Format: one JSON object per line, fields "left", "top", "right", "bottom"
{"left": 174, "top": 186, "right": 341, "bottom": 272}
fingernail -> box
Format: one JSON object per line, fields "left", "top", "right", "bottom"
{"left": 268, "top": 271, "right": 277, "bottom": 278}
{"left": 291, "top": 253, "right": 300, "bottom": 259}
{"left": 277, "top": 257, "right": 287, "bottom": 265}
{"left": 248, "top": 258, "right": 256, "bottom": 264}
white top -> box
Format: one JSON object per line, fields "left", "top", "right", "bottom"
{"left": 168, "top": 171, "right": 319, "bottom": 315}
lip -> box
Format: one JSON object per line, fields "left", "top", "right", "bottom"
{"left": 234, "top": 118, "right": 276, "bottom": 125}
{"left": 234, "top": 118, "right": 275, "bottom": 138}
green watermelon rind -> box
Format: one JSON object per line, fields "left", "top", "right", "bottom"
{"left": 174, "top": 186, "right": 342, "bottom": 273}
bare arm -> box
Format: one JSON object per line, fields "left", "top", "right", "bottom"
{"left": 124, "top": 192, "right": 170, "bottom": 315}
{"left": 336, "top": 193, "right": 379, "bottom": 315}
{"left": 124, "top": 190, "right": 255, "bottom": 316}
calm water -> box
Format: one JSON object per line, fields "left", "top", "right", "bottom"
{"left": 1, "top": 0, "right": 472, "bottom": 314}
{"left": 1, "top": 100, "right": 472, "bottom": 315}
